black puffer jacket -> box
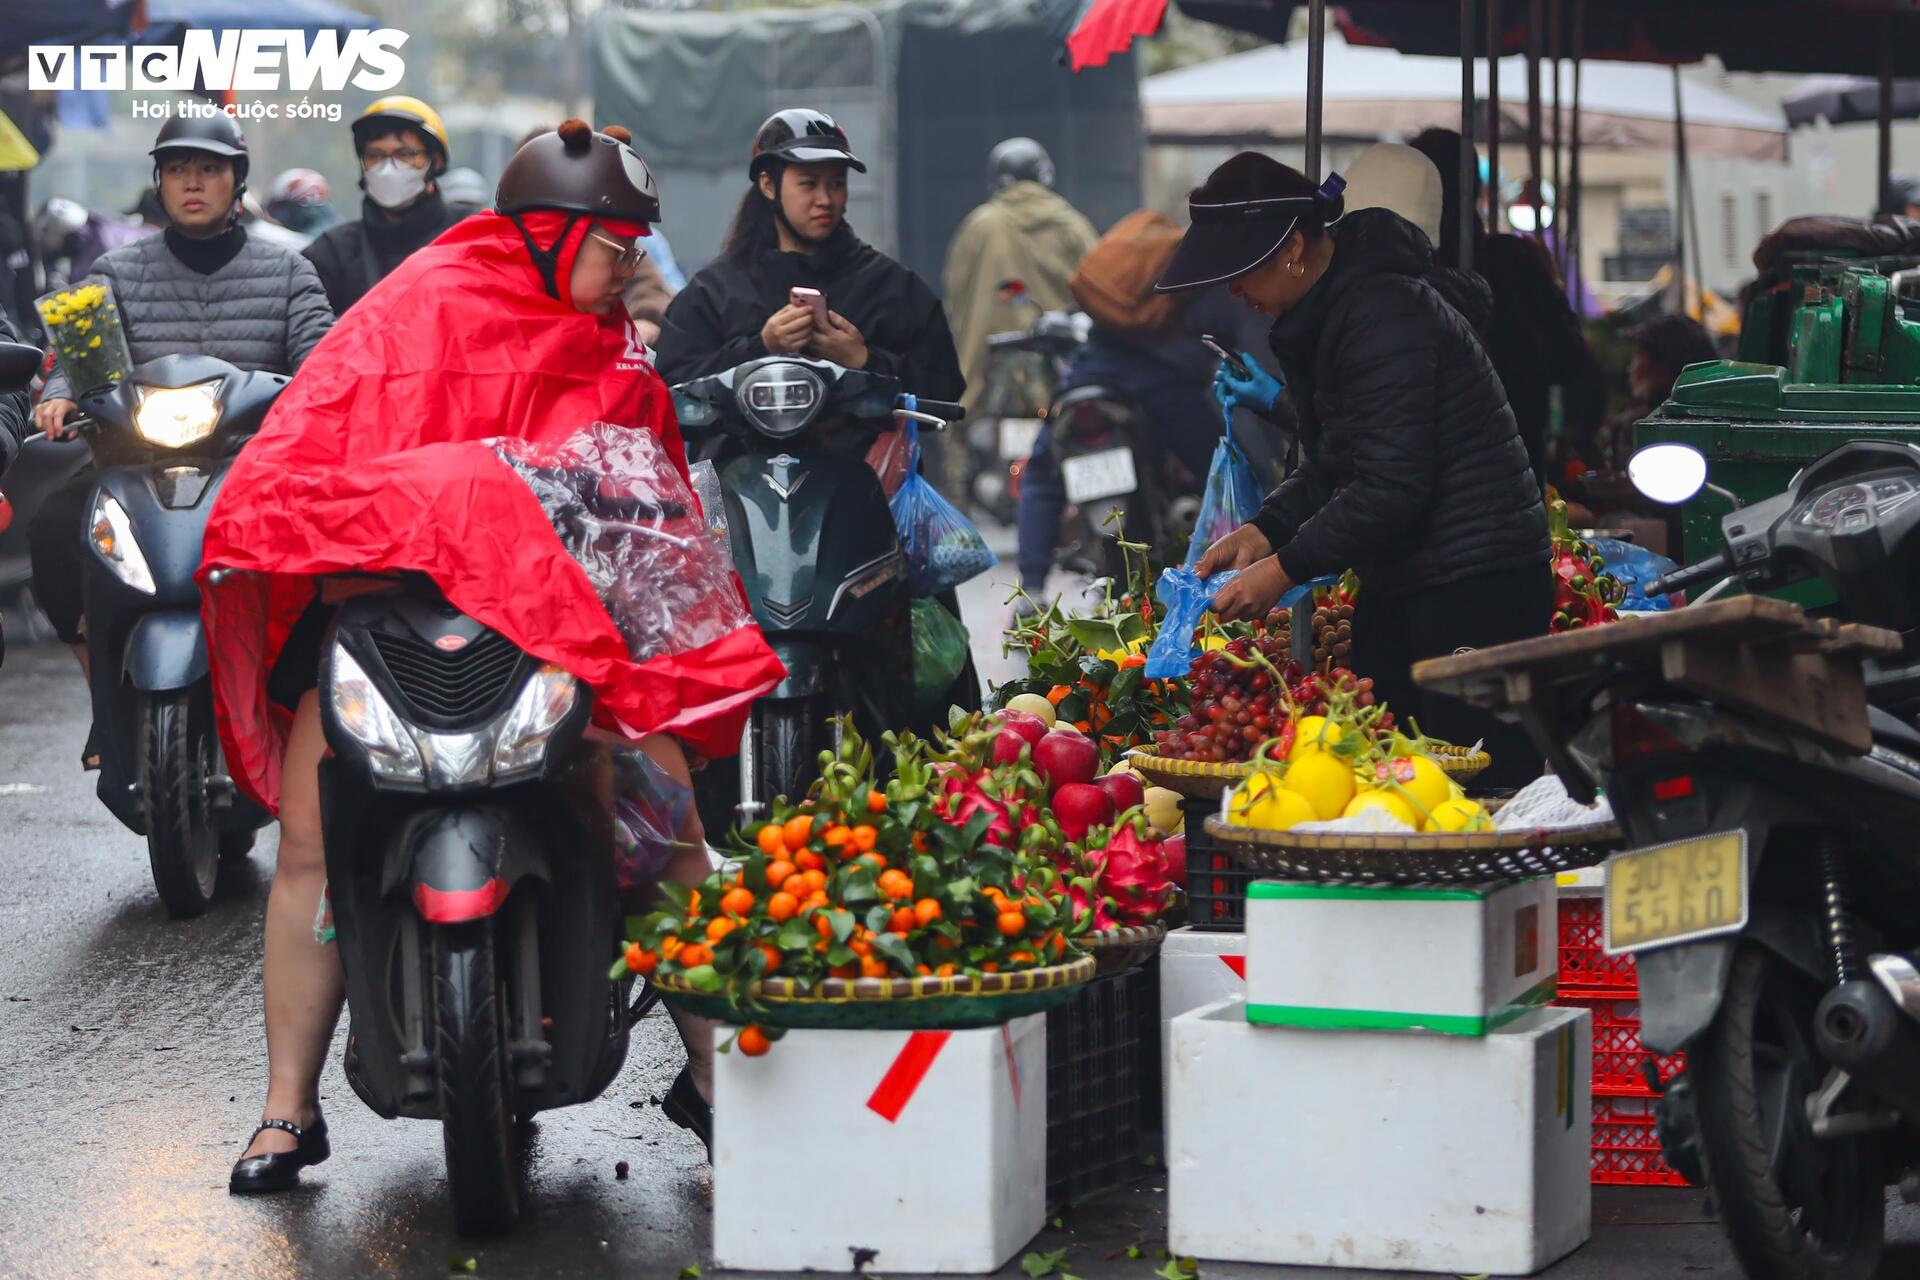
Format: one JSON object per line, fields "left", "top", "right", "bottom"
{"left": 1251, "top": 209, "right": 1547, "bottom": 597}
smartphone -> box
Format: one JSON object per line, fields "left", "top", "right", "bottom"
{"left": 790, "top": 286, "right": 829, "bottom": 327}
{"left": 1201, "top": 334, "right": 1252, "bottom": 381}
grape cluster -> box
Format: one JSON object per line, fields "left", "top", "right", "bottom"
{"left": 1151, "top": 633, "right": 1391, "bottom": 763}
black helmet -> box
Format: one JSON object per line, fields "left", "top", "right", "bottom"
{"left": 988, "top": 137, "right": 1053, "bottom": 192}
{"left": 750, "top": 108, "right": 866, "bottom": 180}
{"left": 496, "top": 119, "right": 661, "bottom": 226}
{"left": 149, "top": 111, "right": 250, "bottom": 191}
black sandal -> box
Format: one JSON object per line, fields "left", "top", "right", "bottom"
{"left": 662, "top": 1067, "right": 712, "bottom": 1160}
{"left": 81, "top": 723, "right": 100, "bottom": 773}
{"left": 229, "top": 1115, "right": 330, "bottom": 1195}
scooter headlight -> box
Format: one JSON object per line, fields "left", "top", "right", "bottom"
{"left": 88, "top": 492, "right": 156, "bottom": 594}
{"left": 330, "top": 644, "right": 426, "bottom": 782}
{"left": 737, "top": 362, "right": 824, "bottom": 438}
{"left": 491, "top": 663, "right": 578, "bottom": 778}
{"left": 134, "top": 382, "right": 222, "bottom": 449}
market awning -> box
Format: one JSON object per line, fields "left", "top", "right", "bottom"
{"left": 1784, "top": 75, "right": 1920, "bottom": 127}
{"left": 143, "top": 0, "right": 377, "bottom": 37}
{"left": 1143, "top": 37, "right": 1788, "bottom": 161}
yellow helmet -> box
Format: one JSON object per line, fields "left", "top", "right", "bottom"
{"left": 353, "top": 95, "right": 450, "bottom": 171}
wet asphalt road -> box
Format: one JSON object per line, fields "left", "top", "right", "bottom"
{"left": 3, "top": 538, "right": 1918, "bottom": 1279}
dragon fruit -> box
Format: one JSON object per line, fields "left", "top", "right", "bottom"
{"left": 1548, "top": 497, "right": 1624, "bottom": 632}
{"left": 932, "top": 767, "right": 1041, "bottom": 850}
{"left": 1074, "top": 809, "right": 1175, "bottom": 927}
{"left": 1066, "top": 878, "right": 1122, "bottom": 932}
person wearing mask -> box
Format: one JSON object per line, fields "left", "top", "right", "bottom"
{"left": 206, "top": 120, "right": 780, "bottom": 1190}
{"left": 303, "top": 96, "right": 465, "bottom": 316}
{"left": 942, "top": 138, "right": 1098, "bottom": 488}
{"left": 27, "top": 113, "right": 334, "bottom": 767}
{"left": 1408, "top": 129, "right": 1605, "bottom": 491}
{"left": 655, "top": 108, "right": 964, "bottom": 403}
{"left": 1165, "top": 152, "right": 1549, "bottom": 788}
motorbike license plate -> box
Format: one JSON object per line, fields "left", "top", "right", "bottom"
{"left": 998, "top": 417, "right": 1044, "bottom": 461}
{"left": 1062, "top": 447, "right": 1138, "bottom": 504}
{"left": 1604, "top": 831, "right": 1749, "bottom": 954}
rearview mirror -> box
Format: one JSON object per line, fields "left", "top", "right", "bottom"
{"left": 0, "top": 341, "right": 43, "bottom": 394}
{"left": 1628, "top": 443, "right": 1709, "bottom": 506}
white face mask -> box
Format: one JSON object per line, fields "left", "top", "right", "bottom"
{"left": 363, "top": 158, "right": 428, "bottom": 211}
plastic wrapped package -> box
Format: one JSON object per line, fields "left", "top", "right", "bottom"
{"left": 888, "top": 423, "right": 997, "bottom": 595}
{"left": 492, "top": 423, "right": 755, "bottom": 666}
{"left": 911, "top": 597, "right": 971, "bottom": 713}
{"left": 687, "top": 458, "right": 734, "bottom": 561}
{"left": 613, "top": 746, "right": 697, "bottom": 907}
{"left": 1589, "top": 537, "right": 1679, "bottom": 611}
{"left": 1182, "top": 406, "right": 1264, "bottom": 570}
{"left": 1144, "top": 565, "right": 1240, "bottom": 678}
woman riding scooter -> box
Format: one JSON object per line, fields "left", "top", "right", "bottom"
{"left": 202, "top": 120, "right": 784, "bottom": 1192}
{"left": 28, "top": 112, "right": 334, "bottom": 768}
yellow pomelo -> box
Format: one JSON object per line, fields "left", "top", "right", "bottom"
{"left": 1343, "top": 788, "right": 1420, "bottom": 829}
{"left": 1289, "top": 715, "right": 1344, "bottom": 760}
{"left": 1143, "top": 786, "right": 1185, "bottom": 834}
{"left": 1424, "top": 797, "right": 1491, "bottom": 832}
{"left": 1282, "top": 748, "right": 1356, "bottom": 820}
{"left": 1230, "top": 777, "right": 1318, "bottom": 830}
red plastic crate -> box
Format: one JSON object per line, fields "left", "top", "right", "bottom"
{"left": 1591, "top": 1096, "right": 1690, "bottom": 1187}
{"left": 1558, "top": 895, "right": 1639, "bottom": 995}
{"left": 1563, "top": 995, "right": 1688, "bottom": 1097}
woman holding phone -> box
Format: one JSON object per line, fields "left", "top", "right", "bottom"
{"left": 654, "top": 108, "right": 964, "bottom": 406}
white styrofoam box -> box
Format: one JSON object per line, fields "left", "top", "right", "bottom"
{"left": 1159, "top": 926, "right": 1247, "bottom": 1096}
{"left": 713, "top": 1014, "right": 1046, "bottom": 1274}
{"left": 1170, "top": 999, "right": 1592, "bottom": 1274}
{"left": 1245, "top": 876, "right": 1556, "bottom": 1036}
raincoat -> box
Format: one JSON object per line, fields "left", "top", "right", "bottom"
{"left": 941, "top": 181, "right": 1098, "bottom": 415}
{"left": 200, "top": 209, "right": 785, "bottom": 814}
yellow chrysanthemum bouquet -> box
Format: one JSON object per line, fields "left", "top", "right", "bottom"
{"left": 35, "top": 278, "right": 132, "bottom": 397}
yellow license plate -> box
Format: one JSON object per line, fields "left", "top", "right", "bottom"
{"left": 1604, "top": 832, "right": 1749, "bottom": 954}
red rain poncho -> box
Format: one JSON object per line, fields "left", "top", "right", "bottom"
{"left": 200, "top": 210, "right": 785, "bottom": 814}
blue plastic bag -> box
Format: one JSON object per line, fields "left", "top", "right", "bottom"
{"left": 1589, "top": 537, "right": 1680, "bottom": 611}
{"left": 1144, "top": 565, "right": 1240, "bottom": 678}
{"left": 889, "top": 423, "right": 997, "bottom": 595}
{"left": 1182, "top": 401, "right": 1264, "bottom": 569}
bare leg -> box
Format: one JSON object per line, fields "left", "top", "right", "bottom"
{"left": 70, "top": 642, "right": 89, "bottom": 680}
{"left": 637, "top": 734, "right": 715, "bottom": 1105}
{"left": 242, "top": 692, "right": 346, "bottom": 1158}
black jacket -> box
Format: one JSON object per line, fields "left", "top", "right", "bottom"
{"left": 1252, "top": 209, "right": 1548, "bottom": 598}
{"left": 0, "top": 311, "right": 28, "bottom": 476}
{"left": 655, "top": 225, "right": 964, "bottom": 403}
{"left": 303, "top": 191, "right": 465, "bottom": 317}
{"left": 1476, "top": 232, "right": 1605, "bottom": 480}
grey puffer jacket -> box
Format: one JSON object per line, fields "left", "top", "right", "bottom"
{"left": 43, "top": 228, "right": 334, "bottom": 402}
{"left": 1252, "top": 209, "right": 1547, "bottom": 598}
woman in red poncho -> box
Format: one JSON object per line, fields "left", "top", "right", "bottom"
{"left": 204, "top": 121, "right": 780, "bottom": 1191}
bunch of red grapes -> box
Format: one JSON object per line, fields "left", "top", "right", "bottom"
{"left": 1152, "top": 635, "right": 1390, "bottom": 763}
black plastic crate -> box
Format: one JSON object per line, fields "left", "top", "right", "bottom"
{"left": 1046, "top": 966, "right": 1153, "bottom": 1208}
{"left": 1183, "top": 797, "right": 1255, "bottom": 931}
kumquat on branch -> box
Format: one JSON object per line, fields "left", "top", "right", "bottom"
{"left": 615, "top": 713, "right": 1180, "bottom": 1053}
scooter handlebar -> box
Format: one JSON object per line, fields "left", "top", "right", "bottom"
{"left": 1649, "top": 551, "right": 1731, "bottom": 598}
{"left": 909, "top": 399, "right": 966, "bottom": 423}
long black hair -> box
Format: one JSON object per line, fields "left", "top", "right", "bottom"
{"left": 1408, "top": 128, "right": 1485, "bottom": 266}
{"left": 720, "top": 165, "right": 782, "bottom": 266}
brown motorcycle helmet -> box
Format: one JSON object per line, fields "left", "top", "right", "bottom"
{"left": 496, "top": 119, "right": 661, "bottom": 226}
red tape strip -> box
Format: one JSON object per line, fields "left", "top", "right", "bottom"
{"left": 866, "top": 1030, "right": 952, "bottom": 1123}
{"left": 1220, "top": 955, "right": 1246, "bottom": 979}
{"left": 1001, "top": 1023, "right": 1022, "bottom": 1110}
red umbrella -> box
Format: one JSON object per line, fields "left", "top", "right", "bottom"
{"left": 1066, "top": 0, "right": 1170, "bottom": 70}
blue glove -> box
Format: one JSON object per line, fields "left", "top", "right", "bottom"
{"left": 1212, "top": 352, "right": 1283, "bottom": 413}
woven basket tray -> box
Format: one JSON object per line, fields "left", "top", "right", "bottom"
{"left": 653, "top": 954, "right": 1096, "bottom": 1029}
{"left": 1128, "top": 745, "right": 1492, "bottom": 800}
{"left": 1085, "top": 924, "right": 1167, "bottom": 975}
{"left": 1202, "top": 814, "right": 1624, "bottom": 885}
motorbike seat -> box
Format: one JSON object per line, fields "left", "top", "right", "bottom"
{"left": 1868, "top": 704, "right": 1920, "bottom": 755}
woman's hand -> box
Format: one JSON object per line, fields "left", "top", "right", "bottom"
{"left": 1210, "top": 555, "right": 1292, "bottom": 622}
{"left": 760, "top": 304, "right": 815, "bottom": 355}
{"left": 1212, "top": 355, "right": 1283, "bottom": 412}
{"left": 35, "top": 397, "right": 78, "bottom": 440}
{"left": 806, "top": 310, "right": 869, "bottom": 369}
{"left": 1195, "top": 523, "right": 1273, "bottom": 577}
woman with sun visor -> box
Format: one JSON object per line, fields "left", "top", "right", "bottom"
{"left": 1161, "top": 151, "right": 1549, "bottom": 788}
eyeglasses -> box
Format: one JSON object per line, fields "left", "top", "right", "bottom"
{"left": 362, "top": 147, "right": 429, "bottom": 169}
{"left": 586, "top": 228, "right": 647, "bottom": 273}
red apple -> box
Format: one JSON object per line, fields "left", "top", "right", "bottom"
{"left": 1096, "top": 771, "right": 1147, "bottom": 813}
{"left": 999, "top": 710, "right": 1049, "bottom": 747}
{"left": 1052, "top": 783, "right": 1117, "bottom": 842}
{"left": 1033, "top": 727, "right": 1100, "bottom": 794}
{"left": 1162, "top": 833, "right": 1187, "bottom": 890}
{"left": 991, "top": 729, "right": 1029, "bottom": 766}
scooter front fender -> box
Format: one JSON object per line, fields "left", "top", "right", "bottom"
{"left": 392, "top": 806, "right": 551, "bottom": 925}
{"left": 122, "top": 610, "right": 207, "bottom": 691}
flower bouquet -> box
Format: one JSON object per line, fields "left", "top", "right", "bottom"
{"left": 36, "top": 278, "right": 133, "bottom": 397}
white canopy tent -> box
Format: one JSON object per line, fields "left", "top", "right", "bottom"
{"left": 1144, "top": 38, "right": 1788, "bottom": 162}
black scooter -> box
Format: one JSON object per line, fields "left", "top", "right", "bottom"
{"left": 1420, "top": 439, "right": 1920, "bottom": 1280}
{"left": 670, "top": 357, "right": 964, "bottom": 827}
{"left": 0, "top": 341, "right": 51, "bottom": 657}
{"left": 301, "top": 451, "right": 707, "bottom": 1233}
{"left": 69, "top": 354, "right": 281, "bottom": 915}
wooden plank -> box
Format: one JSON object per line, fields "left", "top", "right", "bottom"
{"left": 1416, "top": 596, "right": 1811, "bottom": 701}
{"left": 1659, "top": 637, "right": 1871, "bottom": 753}
{"left": 1813, "top": 623, "right": 1906, "bottom": 657}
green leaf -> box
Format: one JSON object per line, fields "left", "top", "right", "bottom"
{"left": 1020, "top": 1248, "right": 1069, "bottom": 1277}
{"left": 1113, "top": 611, "right": 1149, "bottom": 644}
{"left": 683, "top": 964, "right": 725, "bottom": 994}
{"left": 911, "top": 853, "right": 941, "bottom": 885}
{"left": 679, "top": 1265, "right": 701, "bottom": 1280}
{"left": 657, "top": 882, "right": 693, "bottom": 912}
{"left": 1126, "top": 1246, "right": 1142, "bottom": 1259}
{"left": 842, "top": 869, "right": 880, "bottom": 907}
{"left": 828, "top": 909, "right": 856, "bottom": 943}
{"left": 446, "top": 1255, "right": 477, "bottom": 1274}
{"left": 1066, "top": 618, "right": 1128, "bottom": 653}
{"left": 608, "top": 956, "right": 633, "bottom": 981}
{"left": 871, "top": 932, "right": 915, "bottom": 974}
{"left": 777, "top": 920, "right": 814, "bottom": 951}
{"left": 1057, "top": 691, "right": 1090, "bottom": 723}
{"left": 944, "top": 876, "right": 977, "bottom": 903}
{"left": 826, "top": 943, "right": 856, "bottom": 966}
{"left": 1108, "top": 663, "right": 1144, "bottom": 705}
{"left": 1049, "top": 1216, "right": 1064, "bottom": 1229}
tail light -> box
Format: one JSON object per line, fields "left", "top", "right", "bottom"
{"left": 1612, "top": 702, "right": 1688, "bottom": 765}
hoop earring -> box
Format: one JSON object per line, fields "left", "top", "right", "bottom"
{"left": 1287, "top": 258, "right": 1306, "bottom": 278}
